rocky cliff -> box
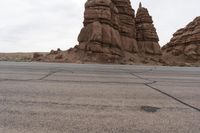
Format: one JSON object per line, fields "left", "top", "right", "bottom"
{"left": 162, "top": 17, "right": 200, "bottom": 66}
{"left": 33, "top": 1, "right": 162, "bottom": 64}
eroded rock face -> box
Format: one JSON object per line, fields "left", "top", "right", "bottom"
{"left": 76, "top": 0, "right": 139, "bottom": 63}
{"left": 162, "top": 17, "right": 200, "bottom": 65}
{"left": 113, "top": 0, "right": 138, "bottom": 52}
{"left": 135, "top": 3, "right": 161, "bottom": 55}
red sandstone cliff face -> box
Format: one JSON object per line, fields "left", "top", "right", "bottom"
{"left": 75, "top": 0, "right": 139, "bottom": 63}
{"left": 33, "top": 1, "right": 162, "bottom": 64}
{"left": 113, "top": 0, "right": 138, "bottom": 53}
{"left": 162, "top": 17, "right": 200, "bottom": 66}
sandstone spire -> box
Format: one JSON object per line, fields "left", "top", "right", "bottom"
{"left": 139, "top": 2, "right": 142, "bottom": 8}
{"left": 136, "top": 3, "right": 161, "bottom": 55}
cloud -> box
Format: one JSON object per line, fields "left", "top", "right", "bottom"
{"left": 0, "top": 0, "right": 199, "bottom": 52}
{"left": 0, "top": 0, "right": 85, "bottom": 52}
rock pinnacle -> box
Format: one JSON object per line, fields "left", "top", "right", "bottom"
{"left": 139, "top": 2, "right": 142, "bottom": 8}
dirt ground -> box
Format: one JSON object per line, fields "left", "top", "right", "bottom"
{"left": 1, "top": 52, "right": 200, "bottom": 67}
{"left": 0, "top": 53, "right": 46, "bottom": 62}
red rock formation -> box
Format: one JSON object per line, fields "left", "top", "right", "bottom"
{"left": 34, "top": 1, "right": 162, "bottom": 64}
{"left": 76, "top": 0, "right": 124, "bottom": 63}
{"left": 75, "top": 0, "right": 139, "bottom": 63}
{"left": 162, "top": 17, "right": 200, "bottom": 65}
{"left": 136, "top": 3, "right": 161, "bottom": 55}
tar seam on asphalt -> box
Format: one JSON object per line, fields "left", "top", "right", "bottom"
{"left": 145, "top": 83, "right": 200, "bottom": 112}
{"left": 39, "top": 70, "right": 62, "bottom": 80}
{"left": 38, "top": 68, "right": 75, "bottom": 80}
{"left": 126, "top": 69, "right": 200, "bottom": 113}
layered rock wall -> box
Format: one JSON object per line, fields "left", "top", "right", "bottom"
{"left": 162, "top": 17, "right": 200, "bottom": 64}
{"left": 113, "top": 0, "right": 138, "bottom": 52}
{"left": 78, "top": 0, "right": 123, "bottom": 57}
{"left": 77, "top": 0, "right": 139, "bottom": 57}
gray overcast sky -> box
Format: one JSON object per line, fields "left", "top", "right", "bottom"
{"left": 0, "top": 0, "right": 199, "bottom": 52}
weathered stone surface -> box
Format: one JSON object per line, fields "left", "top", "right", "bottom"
{"left": 136, "top": 3, "right": 161, "bottom": 55}
{"left": 113, "top": 0, "right": 138, "bottom": 52}
{"left": 75, "top": 0, "right": 140, "bottom": 63}
{"left": 162, "top": 16, "right": 200, "bottom": 65}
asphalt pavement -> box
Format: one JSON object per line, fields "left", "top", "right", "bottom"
{"left": 0, "top": 62, "right": 200, "bottom": 133}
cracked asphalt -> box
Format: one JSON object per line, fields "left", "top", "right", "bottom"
{"left": 0, "top": 62, "right": 200, "bottom": 133}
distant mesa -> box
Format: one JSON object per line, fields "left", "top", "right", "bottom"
{"left": 162, "top": 16, "right": 200, "bottom": 66}
{"left": 34, "top": 0, "right": 162, "bottom": 64}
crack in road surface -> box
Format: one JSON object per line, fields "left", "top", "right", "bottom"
{"left": 38, "top": 69, "right": 65, "bottom": 80}
{"left": 1, "top": 66, "right": 200, "bottom": 112}
{"left": 145, "top": 83, "right": 200, "bottom": 112}
{"left": 0, "top": 68, "right": 74, "bottom": 82}
{"left": 128, "top": 69, "right": 200, "bottom": 113}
